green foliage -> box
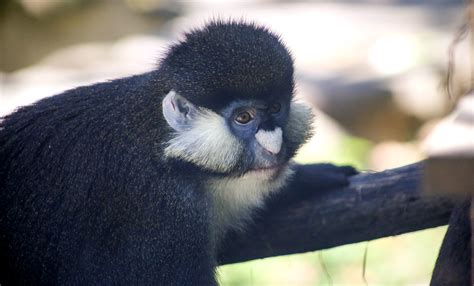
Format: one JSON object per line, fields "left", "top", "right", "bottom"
{"left": 331, "top": 136, "right": 373, "bottom": 170}
{"left": 294, "top": 135, "right": 372, "bottom": 170}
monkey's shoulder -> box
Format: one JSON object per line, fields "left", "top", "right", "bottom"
{"left": 1, "top": 71, "right": 164, "bottom": 131}
{"left": 1, "top": 72, "right": 168, "bottom": 159}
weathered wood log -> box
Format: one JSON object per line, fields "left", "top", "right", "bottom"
{"left": 218, "top": 162, "right": 458, "bottom": 265}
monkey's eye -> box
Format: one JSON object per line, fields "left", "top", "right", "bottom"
{"left": 269, "top": 103, "right": 281, "bottom": 114}
{"left": 234, "top": 111, "right": 254, "bottom": 125}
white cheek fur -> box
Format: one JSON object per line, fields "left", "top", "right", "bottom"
{"left": 285, "top": 101, "right": 315, "bottom": 148}
{"left": 164, "top": 108, "right": 243, "bottom": 173}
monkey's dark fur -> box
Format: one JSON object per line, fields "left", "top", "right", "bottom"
{"left": 0, "top": 21, "right": 355, "bottom": 285}
{"left": 161, "top": 23, "right": 293, "bottom": 111}
{"left": 0, "top": 71, "right": 214, "bottom": 284}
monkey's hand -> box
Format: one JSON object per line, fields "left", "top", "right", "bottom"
{"left": 266, "top": 163, "right": 358, "bottom": 209}
{"left": 292, "top": 163, "right": 358, "bottom": 191}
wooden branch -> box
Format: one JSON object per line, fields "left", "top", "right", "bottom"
{"left": 218, "top": 163, "right": 457, "bottom": 265}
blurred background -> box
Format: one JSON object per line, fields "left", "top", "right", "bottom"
{"left": 1, "top": 0, "right": 471, "bottom": 284}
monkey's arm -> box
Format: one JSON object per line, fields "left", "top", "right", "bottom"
{"left": 266, "top": 163, "right": 358, "bottom": 209}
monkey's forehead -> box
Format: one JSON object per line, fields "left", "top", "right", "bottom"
{"left": 160, "top": 21, "right": 295, "bottom": 110}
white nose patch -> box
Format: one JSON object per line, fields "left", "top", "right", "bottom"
{"left": 255, "top": 127, "right": 283, "bottom": 155}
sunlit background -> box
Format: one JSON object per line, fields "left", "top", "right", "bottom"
{"left": 1, "top": 0, "right": 471, "bottom": 285}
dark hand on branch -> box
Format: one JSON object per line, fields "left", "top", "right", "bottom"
{"left": 266, "top": 163, "right": 358, "bottom": 209}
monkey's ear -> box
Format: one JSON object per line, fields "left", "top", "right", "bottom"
{"left": 162, "top": 90, "right": 197, "bottom": 132}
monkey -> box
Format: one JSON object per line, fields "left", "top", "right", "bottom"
{"left": 0, "top": 21, "right": 356, "bottom": 285}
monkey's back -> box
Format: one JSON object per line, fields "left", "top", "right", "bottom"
{"left": 0, "top": 72, "right": 215, "bottom": 284}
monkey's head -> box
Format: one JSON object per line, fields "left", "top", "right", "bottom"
{"left": 161, "top": 21, "right": 313, "bottom": 178}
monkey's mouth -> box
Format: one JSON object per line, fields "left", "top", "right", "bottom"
{"left": 247, "top": 163, "right": 286, "bottom": 177}
{"left": 252, "top": 165, "right": 280, "bottom": 172}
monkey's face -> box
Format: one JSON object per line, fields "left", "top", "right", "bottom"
{"left": 218, "top": 98, "right": 292, "bottom": 177}
{"left": 162, "top": 90, "right": 313, "bottom": 178}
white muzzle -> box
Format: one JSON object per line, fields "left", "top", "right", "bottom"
{"left": 255, "top": 127, "right": 283, "bottom": 155}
